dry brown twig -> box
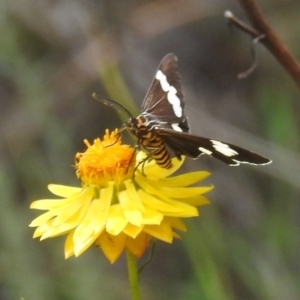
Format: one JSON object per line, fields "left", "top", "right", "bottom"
{"left": 224, "top": 0, "right": 300, "bottom": 89}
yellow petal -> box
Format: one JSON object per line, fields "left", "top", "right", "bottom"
{"left": 141, "top": 206, "right": 163, "bottom": 225}
{"left": 32, "top": 220, "right": 53, "bottom": 238}
{"left": 51, "top": 202, "right": 86, "bottom": 227}
{"left": 125, "top": 232, "right": 150, "bottom": 258}
{"left": 29, "top": 210, "right": 56, "bottom": 227}
{"left": 123, "top": 210, "right": 143, "bottom": 227}
{"left": 165, "top": 217, "right": 187, "bottom": 232}
{"left": 72, "top": 184, "right": 113, "bottom": 248}
{"left": 106, "top": 204, "right": 128, "bottom": 235}
{"left": 157, "top": 185, "right": 214, "bottom": 199}
{"left": 123, "top": 223, "right": 144, "bottom": 238}
{"left": 138, "top": 155, "right": 184, "bottom": 179}
{"left": 52, "top": 194, "right": 91, "bottom": 227}
{"left": 30, "top": 187, "right": 94, "bottom": 210}
{"left": 143, "top": 221, "right": 173, "bottom": 243}
{"left": 30, "top": 199, "right": 72, "bottom": 210}
{"left": 48, "top": 184, "right": 82, "bottom": 197}
{"left": 30, "top": 188, "right": 84, "bottom": 209}
{"left": 118, "top": 181, "right": 144, "bottom": 226}
{"left": 152, "top": 171, "right": 211, "bottom": 187}
{"left": 30, "top": 187, "right": 94, "bottom": 227}
{"left": 123, "top": 180, "right": 145, "bottom": 211}
{"left": 39, "top": 222, "right": 77, "bottom": 239}
{"left": 138, "top": 190, "right": 198, "bottom": 217}
{"left": 74, "top": 235, "right": 97, "bottom": 257}
{"left": 97, "top": 232, "right": 127, "bottom": 264}
{"left": 35, "top": 208, "right": 90, "bottom": 239}
{"left": 138, "top": 190, "right": 184, "bottom": 213}
{"left": 65, "top": 230, "right": 75, "bottom": 259}
{"left": 172, "top": 231, "right": 182, "bottom": 239}
{"left": 184, "top": 195, "right": 211, "bottom": 206}
{"left": 40, "top": 228, "right": 65, "bottom": 240}
{"left": 72, "top": 203, "right": 101, "bottom": 245}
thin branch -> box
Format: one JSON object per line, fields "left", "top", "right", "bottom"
{"left": 225, "top": 10, "right": 261, "bottom": 38}
{"left": 225, "top": 0, "right": 300, "bottom": 89}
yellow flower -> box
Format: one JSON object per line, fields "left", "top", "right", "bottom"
{"left": 29, "top": 129, "right": 212, "bottom": 263}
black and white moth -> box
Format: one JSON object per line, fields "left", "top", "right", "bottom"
{"left": 94, "top": 53, "right": 271, "bottom": 168}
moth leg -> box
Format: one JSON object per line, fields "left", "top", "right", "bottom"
{"left": 127, "top": 146, "right": 138, "bottom": 175}
{"left": 174, "top": 151, "right": 183, "bottom": 160}
{"left": 134, "top": 142, "right": 155, "bottom": 176}
{"left": 134, "top": 154, "right": 153, "bottom": 176}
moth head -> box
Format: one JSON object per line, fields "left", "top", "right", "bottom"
{"left": 122, "top": 117, "right": 138, "bottom": 134}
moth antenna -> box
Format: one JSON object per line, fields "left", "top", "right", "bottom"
{"left": 92, "top": 93, "right": 134, "bottom": 119}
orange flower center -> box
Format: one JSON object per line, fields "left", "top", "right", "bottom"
{"left": 75, "top": 129, "right": 135, "bottom": 188}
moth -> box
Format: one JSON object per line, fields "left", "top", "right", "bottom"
{"left": 94, "top": 53, "right": 271, "bottom": 168}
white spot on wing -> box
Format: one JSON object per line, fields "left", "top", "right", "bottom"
{"left": 171, "top": 123, "right": 183, "bottom": 132}
{"left": 167, "top": 87, "right": 179, "bottom": 104}
{"left": 210, "top": 140, "right": 238, "bottom": 157}
{"left": 167, "top": 87, "right": 182, "bottom": 117}
{"left": 174, "top": 106, "right": 182, "bottom": 117}
{"left": 199, "top": 147, "right": 213, "bottom": 155}
{"left": 168, "top": 95, "right": 182, "bottom": 117}
{"left": 156, "top": 70, "right": 170, "bottom": 91}
{"left": 156, "top": 70, "right": 183, "bottom": 118}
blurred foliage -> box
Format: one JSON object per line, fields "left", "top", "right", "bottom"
{"left": 0, "top": 0, "right": 300, "bottom": 299}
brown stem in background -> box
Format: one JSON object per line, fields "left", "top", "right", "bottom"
{"left": 225, "top": 0, "right": 300, "bottom": 89}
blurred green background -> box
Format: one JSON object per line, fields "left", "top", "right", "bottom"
{"left": 1, "top": 0, "right": 299, "bottom": 299}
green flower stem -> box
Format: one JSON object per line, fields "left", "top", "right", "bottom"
{"left": 126, "top": 250, "right": 141, "bottom": 300}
